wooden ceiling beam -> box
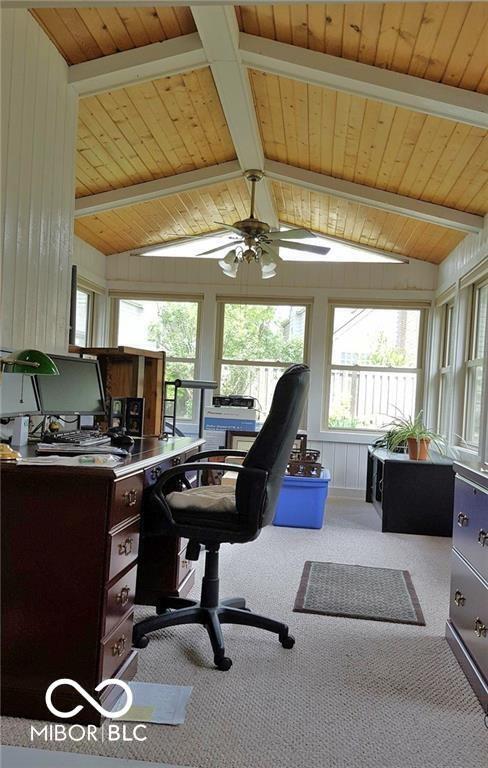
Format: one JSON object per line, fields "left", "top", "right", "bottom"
{"left": 190, "top": 5, "right": 278, "bottom": 227}
{"left": 74, "top": 160, "right": 242, "bottom": 217}
{"left": 68, "top": 32, "right": 207, "bottom": 97}
{"left": 241, "top": 33, "right": 488, "bottom": 130}
{"left": 265, "top": 160, "right": 484, "bottom": 234}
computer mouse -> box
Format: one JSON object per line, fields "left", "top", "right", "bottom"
{"left": 110, "top": 433, "right": 135, "bottom": 448}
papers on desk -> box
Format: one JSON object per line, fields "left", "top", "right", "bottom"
{"left": 18, "top": 454, "right": 124, "bottom": 467}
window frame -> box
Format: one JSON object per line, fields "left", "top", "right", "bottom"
{"left": 436, "top": 298, "right": 455, "bottom": 439}
{"left": 75, "top": 284, "right": 94, "bottom": 348}
{"left": 215, "top": 297, "right": 311, "bottom": 411}
{"left": 323, "top": 300, "right": 428, "bottom": 433}
{"left": 111, "top": 293, "right": 203, "bottom": 422}
{"left": 462, "top": 278, "right": 488, "bottom": 450}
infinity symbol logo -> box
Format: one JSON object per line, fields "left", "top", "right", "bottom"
{"left": 45, "top": 678, "right": 133, "bottom": 719}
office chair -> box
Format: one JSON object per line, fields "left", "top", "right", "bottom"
{"left": 133, "top": 364, "right": 310, "bottom": 670}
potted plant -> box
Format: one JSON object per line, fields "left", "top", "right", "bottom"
{"left": 383, "top": 410, "right": 445, "bottom": 460}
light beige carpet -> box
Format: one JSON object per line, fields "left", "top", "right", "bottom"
{"left": 2, "top": 499, "right": 487, "bottom": 768}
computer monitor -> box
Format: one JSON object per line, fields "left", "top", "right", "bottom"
{"left": 35, "top": 355, "right": 106, "bottom": 416}
{"left": 0, "top": 372, "right": 41, "bottom": 417}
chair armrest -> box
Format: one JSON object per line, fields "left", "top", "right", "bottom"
{"left": 186, "top": 449, "right": 247, "bottom": 462}
{"left": 155, "top": 461, "right": 265, "bottom": 489}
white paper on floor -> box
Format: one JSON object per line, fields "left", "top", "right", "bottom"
{"left": 110, "top": 682, "right": 192, "bottom": 725}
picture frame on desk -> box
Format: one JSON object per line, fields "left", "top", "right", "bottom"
{"left": 225, "top": 430, "right": 307, "bottom": 454}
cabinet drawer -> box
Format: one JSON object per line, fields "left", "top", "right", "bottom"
{"left": 108, "top": 518, "right": 140, "bottom": 583}
{"left": 105, "top": 565, "right": 137, "bottom": 638}
{"left": 449, "top": 550, "right": 488, "bottom": 676}
{"left": 101, "top": 613, "right": 134, "bottom": 681}
{"left": 111, "top": 474, "right": 143, "bottom": 529}
{"left": 453, "top": 476, "right": 488, "bottom": 582}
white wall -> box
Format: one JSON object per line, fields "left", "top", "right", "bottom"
{"left": 0, "top": 9, "right": 77, "bottom": 355}
{"left": 73, "top": 235, "right": 109, "bottom": 346}
{"left": 107, "top": 252, "right": 437, "bottom": 493}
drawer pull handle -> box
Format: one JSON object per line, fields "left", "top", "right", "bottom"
{"left": 457, "top": 512, "right": 469, "bottom": 527}
{"left": 454, "top": 590, "right": 465, "bottom": 607}
{"left": 118, "top": 538, "right": 133, "bottom": 556}
{"left": 474, "top": 618, "right": 487, "bottom": 638}
{"left": 116, "top": 586, "right": 130, "bottom": 607}
{"left": 111, "top": 634, "right": 126, "bottom": 657}
{"left": 123, "top": 489, "right": 138, "bottom": 507}
{"left": 478, "top": 530, "right": 488, "bottom": 547}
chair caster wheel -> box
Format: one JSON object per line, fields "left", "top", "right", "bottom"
{"left": 280, "top": 634, "right": 295, "bottom": 649}
{"left": 133, "top": 634, "right": 149, "bottom": 649}
{"left": 215, "top": 656, "right": 232, "bottom": 671}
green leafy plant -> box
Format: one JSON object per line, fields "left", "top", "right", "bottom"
{"left": 382, "top": 410, "right": 445, "bottom": 455}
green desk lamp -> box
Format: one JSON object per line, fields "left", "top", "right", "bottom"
{"left": 0, "top": 349, "right": 59, "bottom": 376}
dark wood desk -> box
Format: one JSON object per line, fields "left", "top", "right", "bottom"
{"left": 366, "top": 446, "right": 454, "bottom": 535}
{"left": 1, "top": 436, "right": 203, "bottom": 724}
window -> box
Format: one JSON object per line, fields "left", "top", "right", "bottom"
{"left": 217, "top": 301, "right": 309, "bottom": 416}
{"left": 325, "top": 305, "right": 425, "bottom": 430}
{"left": 463, "top": 281, "right": 487, "bottom": 448}
{"left": 75, "top": 288, "right": 92, "bottom": 347}
{"left": 117, "top": 298, "right": 200, "bottom": 419}
{"left": 437, "top": 301, "right": 455, "bottom": 439}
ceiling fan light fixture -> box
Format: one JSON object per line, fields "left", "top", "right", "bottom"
{"left": 219, "top": 248, "right": 239, "bottom": 277}
{"left": 261, "top": 265, "right": 277, "bottom": 279}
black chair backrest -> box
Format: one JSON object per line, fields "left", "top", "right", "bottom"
{"left": 239, "top": 364, "right": 310, "bottom": 528}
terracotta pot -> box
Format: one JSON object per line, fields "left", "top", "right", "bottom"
{"left": 407, "top": 437, "right": 430, "bottom": 461}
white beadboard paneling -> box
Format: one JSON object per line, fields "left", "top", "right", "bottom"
{"left": 107, "top": 253, "right": 438, "bottom": 292}
{"left": 437, "top": 215, "right": 488, "bottom": 296}
{"left": 73, "top": 235, "right": 106, "bottom": 288}
{"left": 308, "top": 440, "right": 368, "bottom": 492}
{"left": 0, "top": 9, "right": 76, "bottom": 355}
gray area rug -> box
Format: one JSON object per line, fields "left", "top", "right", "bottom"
{"left": 294, "top": 560, "right": 425, "bottom": 625}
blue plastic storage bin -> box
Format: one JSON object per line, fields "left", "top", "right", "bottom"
{"left": 273, "top": 469, "right": 331, "bottom": 529}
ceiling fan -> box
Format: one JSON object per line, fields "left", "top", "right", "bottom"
{"left": 191, "top": 170, "right": 331, "bottom": 278}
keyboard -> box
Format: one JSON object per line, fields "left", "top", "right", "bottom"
{"left": 36, "top": 443, "right": 129, "bottom": 457}
{"left": 41, "top": 430, "right": 111, "bottom": 447}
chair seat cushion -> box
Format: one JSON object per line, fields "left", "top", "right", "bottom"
{"left": 166, "top": 484, "right": 236, "bottom": 514}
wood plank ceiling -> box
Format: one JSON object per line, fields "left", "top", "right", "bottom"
{"left": 273, "top": 180, "right": 465, "bottom": 264}
{"left": 31, "top": 6, "right": 195, "bottom": 64}
{"left": 74, "top": 179, "right": 251, "bottom": 255}
{"left": 236, "top": 3, "right": 488, "bottom": 92}
{"left": 31, "top": 4, "right": 488, "bottom": 263}
{"left": 249, "top": 70, "right": 488, "bottom": 214}
{"left": 76, "top": 68, "right": 236, "bottom": 197}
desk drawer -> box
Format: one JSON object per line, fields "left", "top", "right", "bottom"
{"left": 105, "top": 565, "right": 137, "bottom": 638}
{"left": 108, "top": 518, "right": 140, "bottom": 582}
{"left": 111, "top": 474, "right": 143, "bottom": 529}
{"left": 101, "top": 613, "right": 134, "bottom": 681}
{"left": 453, "top": 476, "right": 488, "bottom": 582}
{"left": 449, "top": 550, "right": 488, "bottom": 676}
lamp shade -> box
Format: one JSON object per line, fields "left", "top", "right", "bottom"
{"left": 5, "top": 349, "right": 59, "bottom": 375}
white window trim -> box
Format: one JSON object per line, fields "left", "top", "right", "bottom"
{"left": 215, "top": 298, "right": 312, "bottom": 417}
{"left": 110, "top": 293, "right": 203, "bottom": 421}
{"left": 461, "top": 278, "right": 488, "bottom": 451}
{"left": 323, "top": 300, "right": 429, "bottom": 433}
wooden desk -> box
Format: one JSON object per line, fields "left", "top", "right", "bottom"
{"left": 1, "top": 436, "right": 203, "bottom": 724}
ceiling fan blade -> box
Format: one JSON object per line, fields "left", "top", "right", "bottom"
{"left": 266, "top": 228, "right": 315, "bottom": 241}
{"left": 274, "top": 240, "right": 331, "bottom": 256}
{"left": 260, "top": 244, "right": 282, "bottom": 262}
{"left": 197, "top": 241, "right": 244, "bottom": 257}
{"left": 214, "top": 221, "right": 244, "bottom": 235}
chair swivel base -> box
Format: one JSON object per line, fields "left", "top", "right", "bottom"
{"left": 132, "top": 596, "right": 295, "bottom": 671}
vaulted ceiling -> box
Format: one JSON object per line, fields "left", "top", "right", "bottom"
{"left": 30, "top": 3, "right": 488, "bottom": 264}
